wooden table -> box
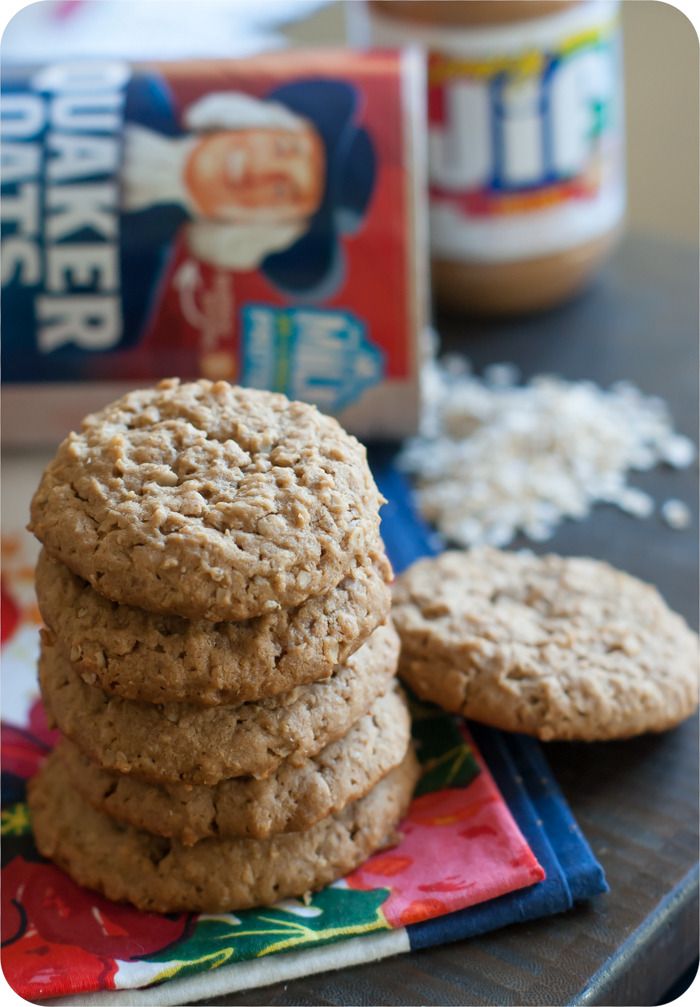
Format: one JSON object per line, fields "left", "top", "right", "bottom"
{"left": 197, "top": 234, "right": 699, "bottom": 1006}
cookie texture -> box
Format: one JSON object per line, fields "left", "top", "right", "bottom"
{"left": 36, "top": 547, "right": 392, "bottom": 706}
{"left": 29, "top": 747, "right": 419, "bottom": 913}
{"left": 40, "top": 622, "right": 400, "bottom": 785}
{"left": 59, "top": 685, "right": 411, "bottom": 843}
{"left": 29, "top": 379, "right": 383, "bottom": 621}
{"left": 393, "top": 548, "right": 699, "bottom": 741}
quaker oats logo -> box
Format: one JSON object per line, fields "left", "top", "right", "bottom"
{"left": 122, "top": 79, "right": 376, "bottom": 300}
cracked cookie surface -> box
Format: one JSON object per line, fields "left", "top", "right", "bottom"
{"left": 36, "top": 547, "right": 392, "bottom": 705}
{"left": 393, "top": 548, "right": 699, "bottom": 741}
{"left": 30, "top": 379, "right": 383, "bottom": 621}
{"left": 40, "top": 622, "right": 400, "bottom": 785}
{"left": 28, "top": 747, "right": 420, "bottom": 913}
{"left": 58, "top": 686, "right": 411, "bottom": 843}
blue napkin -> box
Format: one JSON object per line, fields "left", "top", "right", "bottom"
{"left": 369, "top": 448, "right": 608, "bottom": 950}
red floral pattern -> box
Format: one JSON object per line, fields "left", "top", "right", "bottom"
{"left": 3, "top": 859, "right": 189, "bottom": 960}
{"left": 346, "top": 741, "right": 544, "bottom": 927}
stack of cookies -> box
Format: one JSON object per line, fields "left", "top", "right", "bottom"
{"left": 27, "top": 379, "right": 418, "bottom": 913}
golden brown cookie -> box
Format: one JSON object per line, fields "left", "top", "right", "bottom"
{"left": 40, "top": 622, "right": 400, "bottom": 785}
{"left": 58, "top": 685, "right": 411, "bottom": 843}
{"left": 393, "top": 548, "right": 699, "bottom": 741}
{"left": 29, "top": 379, "right": 383, "bottom": 621}
{"left": 36, "top": 547, "right": 392, "bottom": 706}
{"left": 28, "top": 747, "right": 420, "bottom": 913}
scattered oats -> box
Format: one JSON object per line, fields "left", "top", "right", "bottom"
{"left": 483, "top": 362, "right": 520, "bottom": 387}
{"left": 398, "top": 357, "right": 696, "bottom": 548}
{"left": 482, "top": 523, "right": 513, "bottom": 547}
{"left": 524, "top": 522, "right": 555, "bottom": 542}
{"left": 661, "top": 499, "right": 692, "bottom": 530}
{"left": 616, "top": 487, "right": 654, "bottom": 519}
{"left": 661, "top": 435, "right": 695, "bottom": 469}
{"left": 441, "top": 353, "right": 471, "bottom": 378}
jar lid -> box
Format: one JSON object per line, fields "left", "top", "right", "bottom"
{"left": 368, "top": 1, "right": 577, "bottom": 28}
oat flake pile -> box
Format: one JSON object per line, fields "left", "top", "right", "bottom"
{"left": 398, "top": 357, "right": 695, "bottom": 549}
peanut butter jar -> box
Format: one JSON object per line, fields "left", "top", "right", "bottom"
{"left": 368, "top": 1, "right": 626, "bottom": 315}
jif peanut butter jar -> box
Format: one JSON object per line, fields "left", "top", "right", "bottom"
{"left": 368, "top": 1, "right": 626, "bottom": 315}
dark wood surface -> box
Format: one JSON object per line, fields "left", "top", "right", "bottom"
{"left": 195, "top": 234, "right": 699, "bottom": 1006}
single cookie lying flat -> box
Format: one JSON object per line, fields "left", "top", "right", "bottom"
{"left": 393, "top": 548, "right": 699, "bottom": 741}
{"left": 40, "top": 622, "right": 399, "bottom": 785}
{"left": 29, "top": 747, "right": 420, "bottom": 913}
{"left": 58, "top": 685, "right": 411, "bottom": 844}
{"left": 36, "top": 547, "right": 392, "bottom": 706}
{"left": 29, "top": 379, "right": 383, "bottom": 621}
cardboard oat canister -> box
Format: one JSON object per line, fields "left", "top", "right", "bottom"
{"left": 1, "top": 50, "right": 428, "bottom": 444}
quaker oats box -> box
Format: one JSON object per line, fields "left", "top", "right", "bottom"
{"left": 1, "top": 48, "right": 428, "bottom": 444}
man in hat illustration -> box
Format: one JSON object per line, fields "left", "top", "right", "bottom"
{"left": 121, "top": 78, "right": 376, "bottom": 297}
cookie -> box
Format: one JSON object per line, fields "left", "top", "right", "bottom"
{"left": 393, "top": 548, "right": 699, "bottom": 741}
{"left": 39, "top": 622, "right": 400, "bottom": 785}
{"left": 28, "top": 747, "right": 420, "bottom": 913}
{"left": 58, "top": 685, "right": 411, "bottom": 844}
{"left": 29, "top": 379, "right": 383, "bottom": 621}
{"left": 36, "top": 546, "right": 392, "bottom": 706}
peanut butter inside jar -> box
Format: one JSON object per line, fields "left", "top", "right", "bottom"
{"left": 369, "top": 1, "right": 626, "bottom": 315}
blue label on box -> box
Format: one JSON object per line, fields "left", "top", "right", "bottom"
{"left": 241, "top": 304, "right": 383, "bottom": 413}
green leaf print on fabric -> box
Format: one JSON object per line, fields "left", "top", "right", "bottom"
{"left": 409, "top": 696, "right": 481, "bottom": 797}
{"left": 1, "top": 802, "right": 31, "bottom": 837}
{"left": 136, "top": 884, "right": 391, "bottom": 981}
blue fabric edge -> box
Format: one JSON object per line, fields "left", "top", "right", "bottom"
{"left": 500, "top": 733, "right": 609, "bottom": 901}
